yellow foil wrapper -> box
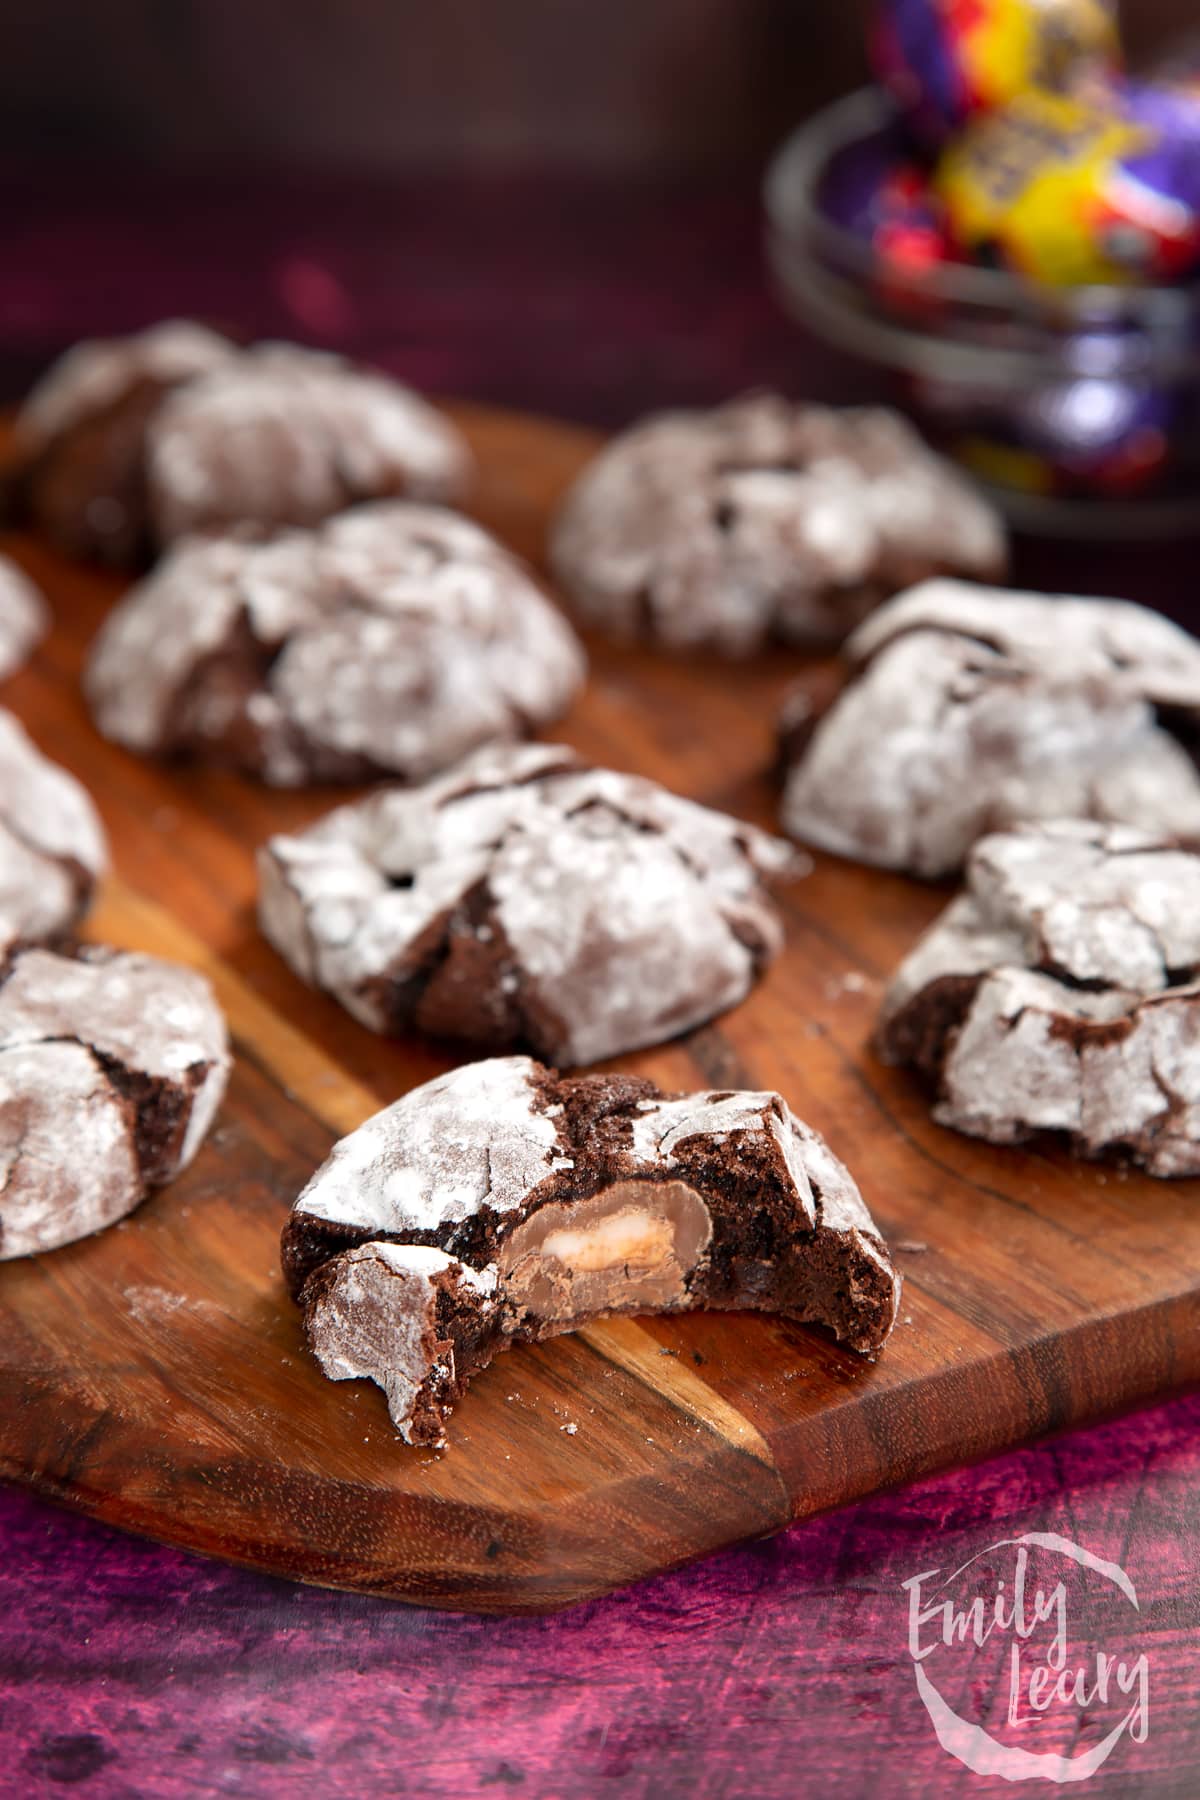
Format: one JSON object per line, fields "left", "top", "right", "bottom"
{"left": 936, "top": 88, "right": 1156, "bottom": 284}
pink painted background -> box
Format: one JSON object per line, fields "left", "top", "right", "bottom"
{"left": 4, "top": 1395, "right": 1197, "bottom": 1797}
{"left": 1, "top": 165, "right": 1198, "bottom": 1798}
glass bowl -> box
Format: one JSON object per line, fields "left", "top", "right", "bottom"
{"left": 765, "top": 88, "right": 1200, "bottom": 539}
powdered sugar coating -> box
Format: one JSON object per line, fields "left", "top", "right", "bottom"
{"left": 0, "top": 558, "right": 48, "bottom": 683}
{"left": 781, "top": 579, "right": 1200, "bottom": 878}
{"left": 0, "top": 946, "right": 230, "bottom": 1258}
{"left": 365, "top": 1242, "right": 498, "bottom": 1293}
{"left": 0, "top": 1040, "right": 140, "bottom": 1259}
{"left": 551, "top": 396, "right": 1006, "bottom": 656}
{"left": 85, "top": 504, "right": 586, "bottom": 786}
{"left": 849, "top": 579, "right": 1200, "bottom": 697}
{"left": 85, "top": 536, "right": 251, "bottom": 753}
{"left": 0, "top": 948, "right": 228, "bottom": 1090}
{"left": 626, "top": 1090, "right": 889, "bottom": 1261}
{"left": 292, "top": 1053, "right": 892, "bottom": 1273}
{"left": 259, "top": 742, "right": 801, "bottom": 1063}
{"left": 12, "top": 321, "right": 235, "bottom": 456}
{"left": 878, "top": 819, "right": 1200, "bottom": 1176}
{"left": 0, "top": 709, "right": 107, "bottom": 961}
{"left": 147, "top": 343, "right": 471, "bottom": 541}
{"left": 293, "top": 1058, "right": 566, "bottom": 1234}
{"left": 306, "top": 1244, "right": 497, "bottom": 1444}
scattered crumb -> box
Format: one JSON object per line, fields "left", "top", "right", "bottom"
{"left": 123, "top": 1284, "right": 194, "bottom": 1322}
{"left": 896, "top": 1239, "right": 928, "bottom": 1254}
{"left": 658, "top": 1347, "right": 679, "bottom": 1358}
{"left": 903, "top": 1314, "right": 914, "bottom": 1326}
{"left": 561, "top": 1422, "right": 578, "bottom": 1436}
{"left": 826, "top": 969, "right": 876, "bottom": 999}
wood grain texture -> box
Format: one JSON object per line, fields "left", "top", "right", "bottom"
{"left": 0, "top": 402, "right": 1198, "bottom": 1614}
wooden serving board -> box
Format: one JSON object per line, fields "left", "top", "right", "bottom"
{"left": 1, "top": 403, "right": 1198, "bottom": 1615}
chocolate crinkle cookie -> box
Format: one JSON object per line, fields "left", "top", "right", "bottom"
{"left": 0, "top": 709, "right": 106, "bottom": 962}
{"left": 145, "top": 342, "right": 471, "bottom": 542}
{"left": 549, "top": 394, "right": 1007, "bottom": 655}
{"left": 0, "top": 945, "right": 230, "bottom": 1258}
{"left": 0, "top": 556, "right": 48, "bottom": 682}
{"left": 84, "top": 504, "right": 586, "bottom": 786}
{"left": 5, "top": 325, "right": 471, "bottom": 564}
{"left": 779, "top": 579, "right": 1200, "bottom": 879}
{"left": 283, "top": 1056, "right": 899, "bottom": 1446}
{"left": 258, "top": 742, "right": 802, "bottom": 1065}
{"left": 877, "top": 820, "right": 1200, "bottom": 1177}
{"left": 4, "top": 320, "right": 237, "bottom": 564}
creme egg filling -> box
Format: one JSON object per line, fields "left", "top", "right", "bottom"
{"left": 498, "top": 1179, "right": 713, "bottom": 1328}
{"left": 538, "top": 1208, "right": 676, "bottom": 1273}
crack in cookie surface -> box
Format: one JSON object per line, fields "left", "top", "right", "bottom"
{"left": 4, "top": 321, "right": 237, "bottom": 564}
{"left": 85, "top": 508, "right": 586, "bottom": 786}
{"left": 780, "top": 579, "right": 1200, "bottom": 878}
{"left": 877, "top": 818, "right": 1200, "bottom": 1175}
{"left": 258, "top": 742, "right": 802, "bottom": 1064}
{"left": 146, "top": 342, "right": 471, "bottom": 542}
{"left": 551, "top": 395, "right": 1007, "bottom": 656}
{"left": 0, "top": 945, "right": 230, "bottom": 1259}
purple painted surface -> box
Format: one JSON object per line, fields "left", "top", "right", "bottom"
{"left": 0, "top": 166, "right": 838, "bottom": 426}
{"left": 4, "top": 1398, "right": 1198, "bottom": 1798}
{"left": 1, "top": 165, "right": 1199, "bottom": 1797}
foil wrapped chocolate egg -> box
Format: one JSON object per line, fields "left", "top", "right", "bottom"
{"left": 913, "top": 329, "right": 1178, "bottom": 499}
{"left": 872, "top": 0, "right": 1120, "bottom": 145}
{"left": 820, "top": 127, "right": 954, "bottom": 286}
{"left": 1015, "top": 335, "right": 1175, "bottom": 495}
{"left": 936, "top": 88, "right": 1200, "bottom": 285}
